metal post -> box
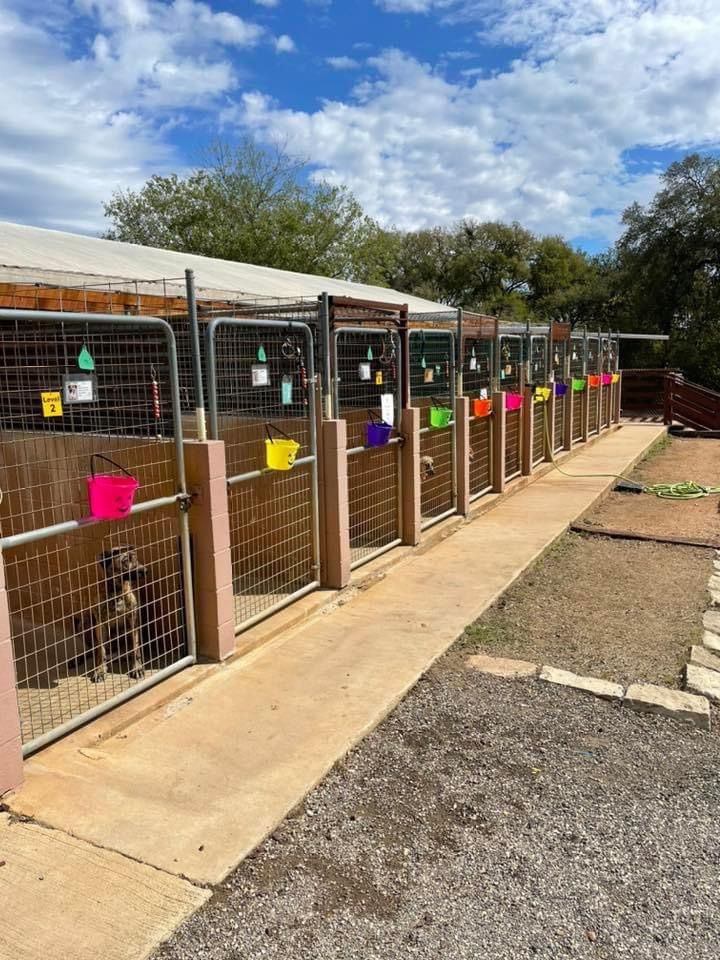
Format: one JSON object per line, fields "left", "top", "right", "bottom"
{"left": 185, "top": 269, "right": 207, "bottom": 442}
{"left": 319, "top": 292, "right": 333, "bottom": 419}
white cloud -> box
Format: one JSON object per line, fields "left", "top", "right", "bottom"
{"left": 326, "top": 56, "right": 360, "bottom": 69}
{"left": 0, "top": 0, "right": 285, "bottom": 232}
{"left": 274, "top": 33, "right": 296, "bottom": 53}
{"left": 241, "top": 0, "right": 720, "bottom": 242}
{"left": 254, "top": 0, "right": 280, "bottom": 6}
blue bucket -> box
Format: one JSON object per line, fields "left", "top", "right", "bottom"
{"left": 366, "top": 412, "right": 392, "bottom": 447}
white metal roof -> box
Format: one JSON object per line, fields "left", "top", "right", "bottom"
{"left": 0, "top": 220, "right": 449, "bottom": 314}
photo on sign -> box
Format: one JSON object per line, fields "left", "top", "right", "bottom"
{"left": 63, "top": 374, "right": 96, "bottom": 404}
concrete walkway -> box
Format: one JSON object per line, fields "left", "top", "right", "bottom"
{"left": 2, "top": 424, "right": 664, "bottom": 958}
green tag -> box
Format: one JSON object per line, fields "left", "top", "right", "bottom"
{"left": 78, "top": 345, "right": 95, "bottom": 371}
{"left": 367, "top": 346, "right": 373, "bottom": 361}
{"left": 420, "top": 355, "right": 426, "bottom": 369}
{"left": 257, "top": 345, "right": 267, "bottom": 362}
{"left": 281, "top": 376, "right": 293, "bottom": 405}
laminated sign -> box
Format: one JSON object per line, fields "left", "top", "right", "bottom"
{"left": 41, "top": 391, "right": 63, "bottom": 417}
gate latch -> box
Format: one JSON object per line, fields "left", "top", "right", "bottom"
{"left": 178, "top": 492, "right": 194, "bottom": 512}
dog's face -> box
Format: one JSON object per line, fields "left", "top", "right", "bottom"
{"left": 420, "top": 455, "right": 435, "bottom": 479}
{"left": 99, "top": 546, "right": 146, "bottom": 581}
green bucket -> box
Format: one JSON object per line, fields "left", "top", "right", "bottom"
{"left": 572, "top": 378, "right": 586, "bottom": 392}
{"left": 429, "top": 398, "right": 452, "bottom": 428}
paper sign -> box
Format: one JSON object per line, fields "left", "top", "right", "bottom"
{"left": 63, "top": 374, "right": 95, "bottom": 403}
{"left": 281, "top": 375, "right": 293, "bottom": 405}
{"left": 251, "top": 364, "right": 269, "bottom": 387}
{"left": 480, "top": 388, "right": 488, "bottom": 400}
{"left": 424, "top": 367, "right": 434, "bottom": 384}
{"left": 359, "top": 362, "right": 371, "bottom": 381}
{"left": 380, "top": 393, "right": 394, "bottom": 427}
{"left": 469, "top": 356, "right": 477, "bottom": 371}
{"left": 41, "top": 391, "right": 63, "bottom": 417}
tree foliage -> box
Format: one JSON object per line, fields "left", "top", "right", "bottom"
{"left": 103, "top": 140, "right": 389, "bottom": 282}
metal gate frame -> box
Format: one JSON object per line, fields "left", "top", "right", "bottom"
{"left": 0, "top": 309, "right": 196, "bottom": 756}
{"left": 206, "top": 317, "right": 321, "bottom": 632}
{"left": 462, "top": 333, "right": 494, "bottom": 503}
{"left": 409, "top": 328, "right": 457, "bottom": 530}
{"left": 587, "top": 333, "right": 601, "bottom": 435}
{"left": 551, "top": 338, "right": 567, "bottom": 454}
{"left": 331, "top": 326, "right": 403, "bottom": 569}
{"left": 529, "top": 334, "right": 549, "bottom": 467}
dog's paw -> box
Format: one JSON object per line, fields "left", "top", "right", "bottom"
{"left": 128, "top": 665, "right": 145, "bottom": 680}
{"left": 90, "top": 668, "right": 106, "bottom": 683}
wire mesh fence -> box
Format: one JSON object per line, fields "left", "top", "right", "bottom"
{"left": 587, "top": 335, "right": 601, "bottom": 435}
{"left": 333, "top": 327, "right": 402, "bottom": 567}
{"left": 409, "top": 329, "right": 456, "bottom": 527}
{"left": 207, "top": 318, "right": 319, "bottom": 631}
{"left": 551, "top": 340, "right": 567, "bottom": 453}
{"left": 0, "top": 312, "right": 192, "bottom": 753}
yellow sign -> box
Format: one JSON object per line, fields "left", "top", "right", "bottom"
{"left": 41, "top": 391, "right": 63, "bottom": 417}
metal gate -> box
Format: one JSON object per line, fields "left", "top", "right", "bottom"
{"left": 551, "top": 339, "right": 566, "bottom": 453}
{"left": 463, "top": 335, "right": 493, "bottom": 500}
{"left": 570, "top": 335, "right": 585, "bottom": 442}
{"left": 498, "top": 334, "right": 523, "bottom": 481}
{"left": 600, "top": 336, "right": 613, "bottom": 429}
{"left": 206, "top": 318, "right": 320, "bottom": 632}
{"left": 332, "top": 327, "right": 402, "bottom": 568}
{"left": 529, "top": 335, "right": 548, "bottom": 467}
{"left": 410, "top": 329, "right": 456, "bottom": 528}
{"left": 0, "top": 310, "right": 195, "bottom": 755}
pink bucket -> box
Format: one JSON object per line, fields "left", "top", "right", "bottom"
{"left": 505, "top": 392, "right": 523, "bottom": 411}
{"left": 601, "top": 373, "right": 613, "bottom": 386}
{"left": 87, "top": 455, "right": 139, "bottom": 520}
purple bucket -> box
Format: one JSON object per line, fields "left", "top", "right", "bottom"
{"left": 366, "top": 418, "right": 392, "bottom": 447}
{"left": 554, "top": 382, "right": 568, "bottom": 397}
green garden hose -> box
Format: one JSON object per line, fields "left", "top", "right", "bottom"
{"left": 540, "top": 401, "right": 720, "bottom": 500}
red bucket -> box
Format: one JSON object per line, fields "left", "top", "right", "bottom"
{"left": 87, "top": 455, "right": 139, "bottom": 520}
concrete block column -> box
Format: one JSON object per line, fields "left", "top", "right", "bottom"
{"left": 545, "top": 388, "right": 556, "bottom": 461}
{"left": 521, "top": 386, "right": 533, "bottom": 476}
{"left": 184, "top": 440, "right": 235, "bottom": 662}
{"left": 320, "top": 419, "right": 351, "bottom": 589}
{"left": 614, "top": 374, "right": 622, "bottom": 423}
{"left": 492, "top": 391, "right": 506, "bottom": 493}
{"left": 454, "top": 396, "right": 470, "bottom": 516}
{"left": 581, "top": 385, "right": 590, "bottom": 442}
{"left": 0, "top": 553, "right": 23, "bottom": 795}
{"left": 400, "top": 406, "right": 421, "bottom": 546}
{"left": 563, "top": 388, "right": 573, "bottom": 451}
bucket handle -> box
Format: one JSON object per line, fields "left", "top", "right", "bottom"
{"left": 430, "top": 396, "right": 447, "bottom": 409}
{"left": 367, "top": 409, "right": 391, "bottom": 426}
{"left": 265, "top": 423, "right": 293, "bottom": 445}
{"left": 90, "top": 454, "right": 135, "bottom": 479}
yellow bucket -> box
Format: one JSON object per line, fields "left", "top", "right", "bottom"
{"left": 264, "top": 425, "right": 300, "bottom": 471}
{"left": 534, "top": 387, "right": 551, "bottom": 404}
{"left": 611, "top": 373, "right": 620, "bottom": 384}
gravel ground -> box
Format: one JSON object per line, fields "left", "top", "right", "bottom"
{"left": 463, "top": 534, "right": 710, "bottom": 687}
{"left": 156, "top": 664, "right": 720, "bottom": 960}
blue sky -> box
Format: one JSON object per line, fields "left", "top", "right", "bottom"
{"left": 1, "top": 0, "right": 719, "bottom": 251}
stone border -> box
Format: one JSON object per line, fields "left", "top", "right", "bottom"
{"left": 680, "top": 549, "right": 720, "bottom": 707}
{"left": 465, "top": 655, "right": 711, "bottom": 731}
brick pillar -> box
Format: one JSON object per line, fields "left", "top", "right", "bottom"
{"left": 545, "top": 388, "right": 556, "bottom": 461}
{"left": 400, "top": 406, "right": 421, "bottom": 546}
{"left": 614, "top": 374, "right": 622, "bottom": 423}
{"left": 0, "top": 553, "right": 23, "bottom": 795}
{"left": 521, "top": 385, "right": 533, "bottom": 476}
{"left": 454, "top": 396, "right": 470, "bottom": 516}
{"left": 564, "top": 388, "right": 573, "bottom": 450}
{"left": 320, "top": 419, "right": 350, "bottom": 589}
{"left": 581, "top": 385, "right": 590, "bottom": 442}
{"left": 184, "top": 440, "right": 235, "bottom": 661}
{"left": 492, "top": 391, "right": 506, "bottom": 493}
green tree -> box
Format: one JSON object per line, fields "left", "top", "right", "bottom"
{"left": 616, "top": 153, "right": 720, "bottom": 384}
{"left": 103, "top": 139, "right": 391, "bottom": 282}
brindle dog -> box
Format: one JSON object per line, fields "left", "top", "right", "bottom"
{"left": 83, "top": 546, "right": 147, "bottom": 683}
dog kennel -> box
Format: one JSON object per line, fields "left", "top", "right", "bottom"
{"left": 497, "top": 333, "right": 524, "bottom": 482}
{"left": 586, "top": 333, "right": 601, "bottom": 436}
{"left": 330, "top": 298, "right": 405, "bottom": 569}
{"left": 409, "top": 325, "right": 457, "bottom": 528}
{"left": 0, "top": 309, "right": 196, "bottom": 754}
{"left": 569, "top": 333, "right": 586, "bottom": 443}
{"left": 461, "top": 312, "right": 496, "bottom": 501}
{"left": 528, "top": 330, "right": 549, "bottom": 468}
{"left": 551, "top": 333, "right": 568, "bottom": 453}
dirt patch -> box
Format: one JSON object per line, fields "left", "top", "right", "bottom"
{"left": 459, "top": 533, "right": 710, "bottom": 687}
{"left": 587, "top": 434, "right": 720, "bottom": 543}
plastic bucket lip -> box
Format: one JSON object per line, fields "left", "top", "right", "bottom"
{"left": 366, "top": 420, "right": 392, "bottom": 447}
{"left": 265, "top": 437, "right": 300, "bottom": 471}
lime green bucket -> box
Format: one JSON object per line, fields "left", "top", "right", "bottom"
{"left": 429, "top": 397, "right": 452, "bottom": 428}
{"left": 572, "top": 378, "right": 586, "bottom": 391}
